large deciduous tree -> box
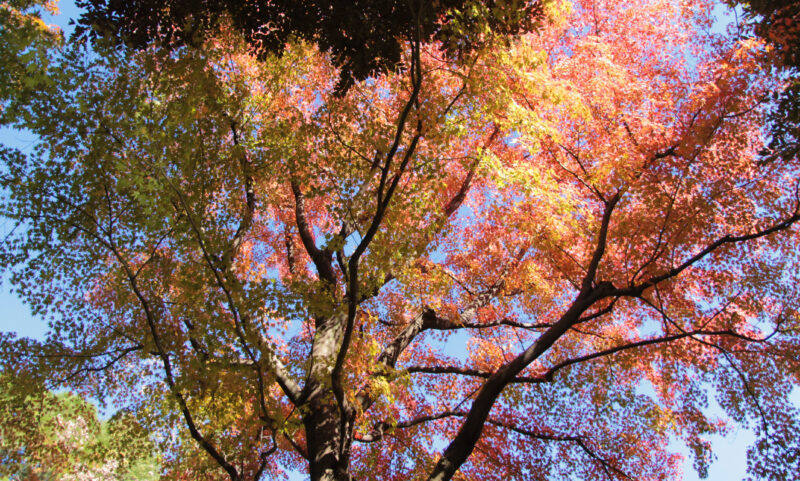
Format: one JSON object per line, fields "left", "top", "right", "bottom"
{"left": 2, "top": 0, "right": 800, "bottom": 480}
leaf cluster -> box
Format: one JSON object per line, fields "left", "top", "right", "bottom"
{"left": 0, "top": 0, "right": 61, "bottom": 123}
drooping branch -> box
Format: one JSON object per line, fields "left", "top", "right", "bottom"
{"left": 59, "top": 173, "right": 244, "bottom": 476}
{"left": 48, "top": 160, "right": 300, "bottom": 450}
{"left": 104, "top": 236, "right": 241, "bottom": 481}
{"left": 484, "top": 418, "right": 631, "bottom": 480}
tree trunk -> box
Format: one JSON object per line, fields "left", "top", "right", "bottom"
{"left": 304, "top": 398, "right": 352, "bottom": 481}
{"left": 303, "top": 312, "right": 353, "bottom": 481}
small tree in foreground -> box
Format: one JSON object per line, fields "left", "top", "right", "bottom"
{"left": 0, "top": 374, "right": 157, "bottom": 480}
{"left": 2, "top": 1, "right": 800, "bottom": 480}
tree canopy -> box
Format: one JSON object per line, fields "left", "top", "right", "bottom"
{"left": 76, "top": 0, "right": 544, "bottom": 91}
{"left": 2, "top": 1, "right": 800, "bottom": 481}
{"left": 728, "top": 0, "right": 800, "bottom": 163}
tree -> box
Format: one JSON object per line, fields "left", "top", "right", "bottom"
{"left": 727, "top": 0, "right": 800, "bottom": 163}
{"left": 0, "top": 373, "right": 158, "bottom": 481}
{"left": 0, "top": 0, "right": 61, "bottom": 123}
{"left": 732, "top": 1, "right": 800, "bottom": 65}
{"left": 75, "top": 0, "right": 544, "bottom": 92}
{"left": 2, "top": 0, "right": 800, "bottom": 480}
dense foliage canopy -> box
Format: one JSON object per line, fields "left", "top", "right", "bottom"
{"left": 726, "top": 0, "right": 800, "bottom": 164}
{"left": 76, "top": 0, "right": 544, "bottom": 91}
{"left": 2, "top": 1, "right": 800, "bottom": 480}
{"left": 0, "top": 0, "right": 61, "bottom": 122}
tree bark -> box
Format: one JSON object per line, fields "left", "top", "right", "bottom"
{"left": 304, "top": 398, "right": 352, "bottom": 481}
{"left": 302, "top": 311, "right": 353, "bottom": 481}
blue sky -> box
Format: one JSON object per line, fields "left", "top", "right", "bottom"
{"left": 0, "top": 1, "right": 793, "bottom": 480}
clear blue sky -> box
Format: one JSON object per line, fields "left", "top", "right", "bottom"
{"left": 0, "top": 2, "right": 793, "bottom": 480}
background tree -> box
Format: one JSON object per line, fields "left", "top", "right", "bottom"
{"left": 727, "top": 0, "right": 800, "bottom": 163}
{"left": 76, "top": 0, "right": 544, "bottom": 92}
{"left": 0, "top": 0, "right": 61, "bottom": 123}
{"left": 0, "top": 372, "right": 158, "bottom": 481}
{"left": 2, "top": 1, "right": 800, "bottom": 480}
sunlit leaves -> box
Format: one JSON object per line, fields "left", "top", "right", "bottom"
{"left": 2, "top": 0, "right": 800, "bottom": 480}
{"left": 0, "top": 0, "right": 61, "bottom": 123}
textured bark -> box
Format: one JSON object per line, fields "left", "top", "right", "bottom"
{"left": 301, "top": 309, "right": 353, "bottom": 481}
{"left": 305, "top": 399, "right": 349, "bottom": 481}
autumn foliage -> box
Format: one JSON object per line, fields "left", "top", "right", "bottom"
{"left": 1, "top": 1, "right": 800, "bottom": 480}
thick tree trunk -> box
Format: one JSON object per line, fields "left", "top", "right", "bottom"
{"left": 303, "top": 311, "right": 353, "bottom": 481}
{"left": 304, "top": 399, "right": 352, "bottom": 481}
